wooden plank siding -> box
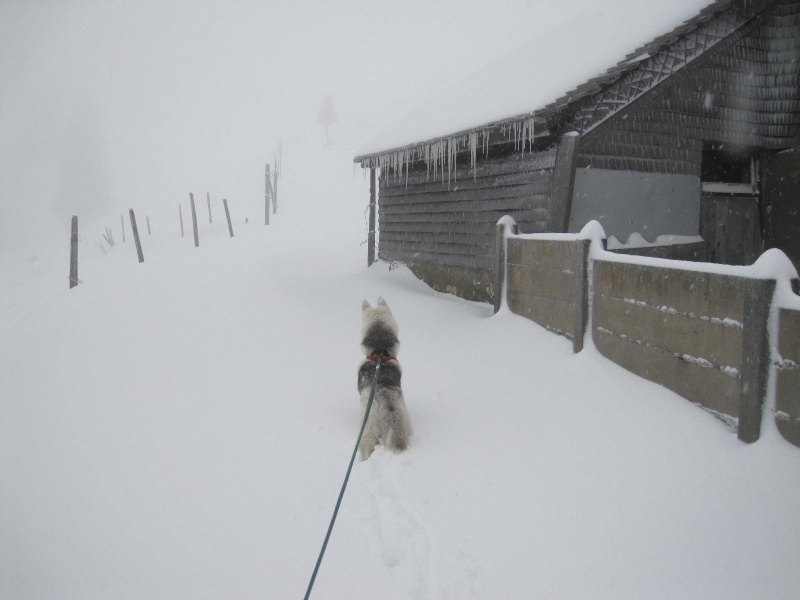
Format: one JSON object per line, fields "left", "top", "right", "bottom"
{"left": 377, "top": 148, "right": 557, "bottom": 301}
{"left": 361, "top": 1, "right": 799, "bottom": 301}
{"left": 577, "top": 3, "right": 800, "bottom": 174}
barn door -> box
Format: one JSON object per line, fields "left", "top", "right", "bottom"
{"left": 762, "top": 149, "right": 800, "bottom": 272}
{"left": 700, "top": 195, "right": 761, "bottom": 265}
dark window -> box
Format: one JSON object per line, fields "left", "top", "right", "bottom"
{"left": 701, "top": 142, "right": 758, "bottom": 193}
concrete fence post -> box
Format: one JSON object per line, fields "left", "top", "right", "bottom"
{"left": 572, "top": 238, "right": 592, "bottom": 353}
{"left": 494, "top": 216, "right": 518, "bottom": 313}
{"left": 737, "top": 277, "right": 776, "bottom": 443}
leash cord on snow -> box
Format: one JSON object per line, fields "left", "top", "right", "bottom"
{"left": 303, "top": 361, "right": 381, "bottom": 600}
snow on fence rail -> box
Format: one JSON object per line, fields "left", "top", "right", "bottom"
{"left": 495, "top": 217, "right": 800, "bottom": 447}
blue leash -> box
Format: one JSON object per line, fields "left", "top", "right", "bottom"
{"left": 303, "top": 362, "right": 381, "bottom": 600}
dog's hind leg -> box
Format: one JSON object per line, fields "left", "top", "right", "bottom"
{"left": 360, "top": 429, "right": 379, "bottom": 460}
{"left": 359, "top": 410, "right": 380, "bottom": 460}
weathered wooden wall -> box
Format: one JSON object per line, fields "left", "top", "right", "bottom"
{"left": 369, "top": 0, "right": 799, "bottom": 302}
{"left": 592, "top": 260, "right": 774, "bottom": 442}
{"left": 776, "top": 307, "right": 800, "bottom": 446}
{"left": 575, "top": 1, "right": 799, "bottom": 265}
{"left": 497, "top": 231, "right": 796, "bottom": 445}
{"left": 577, "top": 2, "right": 800, "bottom": 174}
{"left": 379, "top": 148, "right": 556, "bottom": 302}
{"left": 506, "top": 236, "right": 590, "bottom": 352}
{"left": 700, "top": 194, "right": 763, "bottom": 265}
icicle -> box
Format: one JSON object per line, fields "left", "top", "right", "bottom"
{"left": 469, "top": 131, "right": 478, "bottom": 179}
{"left": 525, "top": 117, "right": 535, "bottom": 154}
{"left": 366, "top": 117, "right": 533, "bottom": 187}
{"left": 447, "top": 137, "right": 453, "bottom": 185}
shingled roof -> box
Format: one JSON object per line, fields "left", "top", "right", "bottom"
{"left": 355, "top": 0, "right": 789, "bottom": 175}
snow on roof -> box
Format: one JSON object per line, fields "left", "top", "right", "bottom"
{"left": 356, "top": 0, "right": 718, "bottom": 161}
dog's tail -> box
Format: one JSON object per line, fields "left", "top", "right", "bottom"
{"left": 382, "top": 391, "right": 412, "bottom": 453}
{"left": 390, "top": 418, "right": 411, "bottom": 453}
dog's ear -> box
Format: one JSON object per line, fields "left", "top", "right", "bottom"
{"left": 362, "top": 300, "right": 372, "bottom": 312}
{"left": 377, "top": 297, "right": 387, "bottom": 307}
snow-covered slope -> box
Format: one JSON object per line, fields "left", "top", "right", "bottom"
{"left": 1, "top": 140, "right": 799, "bottom": 600}
{"left": 357, "top": 0, "right": 713, "bottom": 156}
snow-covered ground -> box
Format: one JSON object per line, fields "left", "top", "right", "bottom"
{"left": 1, "top": 137, "right": 799, "bottom": 600}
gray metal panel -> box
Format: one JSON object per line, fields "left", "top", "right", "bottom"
{"left": 569, "top": 168, "right": 701, "bottom": 242}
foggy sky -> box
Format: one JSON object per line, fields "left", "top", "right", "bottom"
{"left": 0, "top": 0, "right": 602, "bottom": 255}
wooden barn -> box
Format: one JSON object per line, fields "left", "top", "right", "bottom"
{"left": 354, "top": 0, "right": 800, "bottom": 303}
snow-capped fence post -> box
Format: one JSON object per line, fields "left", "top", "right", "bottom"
{"left": 69, "top": 215, "right": 79, "bottom": 289}
{"left": 736, "top": 277, "right": 776, "bottom": 443}
{"left": 190, "top": 193, "right": 199, "bottom": 247}
{"left": 572, "top": 239, "right": 592, "bottom": 354}
{"left": 494, "top": 216, "right": 518, "bottom": 313}
{"left": 207, "top": 192, "right": 212, "bottom": 224}
{"left": 129, "top": 209, "right": 145, "bottom": 264}
{"left": 223, "top": 198, "right": 234, "bottom": 238}
{"left": 368, "top": 167, "right": 377, "bottom": 267}
{"left": 179, "top": 204, "right": 185, "bottom": 238}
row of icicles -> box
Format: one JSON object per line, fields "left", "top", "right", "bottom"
{"left": 359, "top": 116, "right": 535, "bottom": 186}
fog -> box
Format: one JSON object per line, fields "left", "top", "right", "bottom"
{"left": 0, "top": 0, "right": 603, "bottom": 256}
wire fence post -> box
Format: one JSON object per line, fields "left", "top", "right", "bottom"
{"left": 265, "top": 163, "right": 271, "bottom": 226}
{"left": 190, "top": 193, "right": 199, "bottom": 247}
{"left": 69, "top": 215, "right": 79, "bottom": 289}
{"left": 223, "top": 198, "right": 234, "bottom": 238}
{"left": 129, "top": 209, "right": 145, "bottom": 263}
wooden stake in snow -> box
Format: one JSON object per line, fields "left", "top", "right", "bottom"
{"left": 179, "top": 204, "right": 185, "bottom": 237}
{"left": 223, "top": 198, "right": 234, "bottom": 237}
{"left": 146, "top": 215, "right": 152, "bottom": 235}
{"left": 69, "top": 215, "right": 79, "bottom": 289}
{"left": 129, "top": 209, "right": 145, "bottom": 263}
{"left": 265, "top": 164, "right": 271, "bottom": 226}
{"left": 121, "top": 214, "right": 126, "bottom": 243}
{"left": 190, "top": 193, "right": 199, "bottom": 247}
{"left": 207, "top": 192, "right": 212, "bottom": 224}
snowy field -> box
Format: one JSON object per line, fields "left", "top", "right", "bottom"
{"left": 1, "top": 140, "right": 799, "bottom": 600}
{"left": 2, "top": 2, "right": 799, "bottom": 595}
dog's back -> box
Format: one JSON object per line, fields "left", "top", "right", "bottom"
{"left": 358, "top": 298, "right": 412, "bottom": 458}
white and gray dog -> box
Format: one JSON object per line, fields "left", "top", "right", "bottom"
{"left": 357, "top": 297, "right": 412, "bottom": 459}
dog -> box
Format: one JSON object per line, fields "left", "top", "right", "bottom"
{"left": 357, "top": 297, "right": 412, "bottom": 459}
